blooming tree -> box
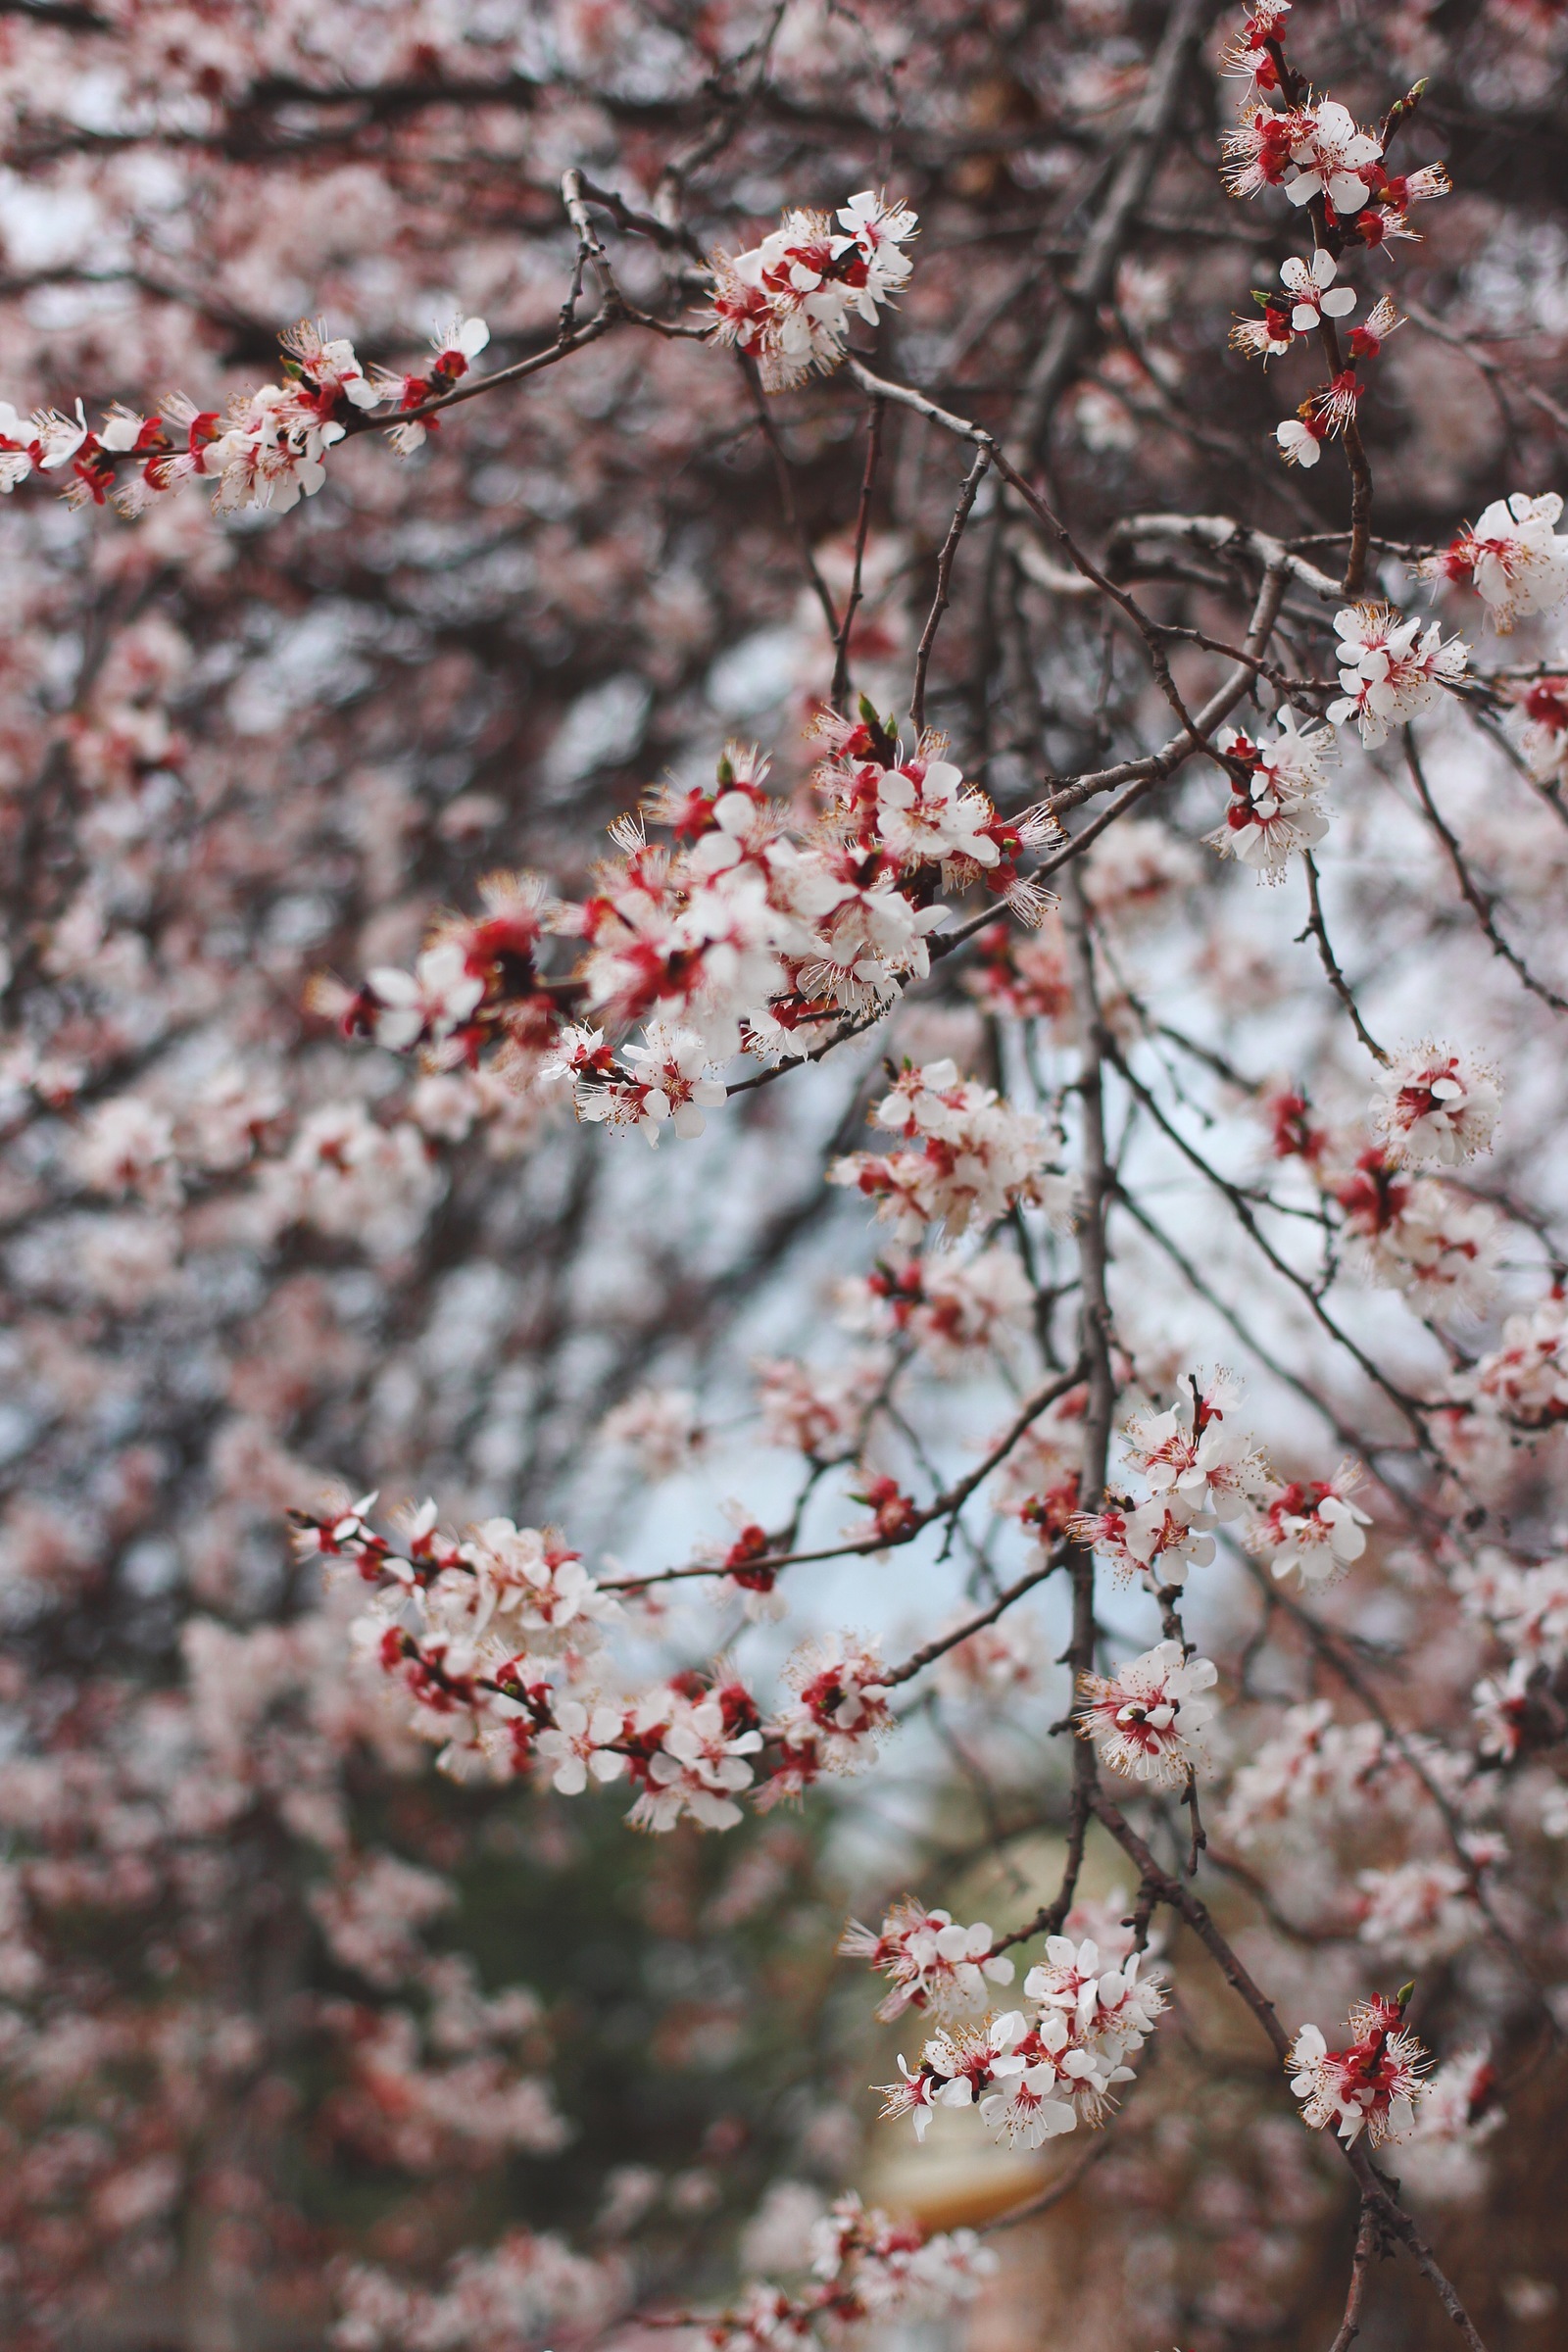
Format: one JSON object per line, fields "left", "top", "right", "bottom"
{"left": 4, "top": 0, "right": 1568, "bottom": 2347}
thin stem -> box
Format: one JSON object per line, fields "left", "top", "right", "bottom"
{"left": 909, "top": 447, "right": 991, "bottom": 740}
{"left": 830, "top": 398, "right": 884, "bottom": 712}
{"left": 1299, "top": 852, "right": 1392, "bottom": 1063}
{"left": 1402, "top": 727, "right": 1568, "bottom": 1016}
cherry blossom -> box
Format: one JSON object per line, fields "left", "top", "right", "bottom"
{"left": 1276, "top": 405, "right": 1331, "bottom": 468}
{"left": 1281, "top": 247, "right": 1357, "bottom": 330}
{"left": 760, "top": 1639, "right": 893, "bottom": 1805}
{"left": 1122, "top": 1371, "right": 1269, "bottom": 1523}
{"left": 709, "top": 195, "right": 916, "bottom": 392}
{"left": 1284, "top": 101, "right": 1384, "bottom": 215}
{"left": 1452, "top": 1298, "right": 1568, "bottom": 1430}
{"left": 370, "top": 316, "right": 490, "bottom": 455}
{"left": 1247, "top": 1465, "right": 1371, "bottom": 1586}
{"left": 1437, "top": 491, "right": 1568, "bottom": 632}
{"left": 1219, "top": 0, "right": 1295, "bottom": 92}
{"left": 1219, "top": 1701, "right": 1391, "bottom": 1848}
{"left": 1076, "top": 1642, "right": 1219, "bottom": 1786}
{"left": 1396, "top": 2048, "right": 1503, "bottom": 2202}
{"left": 1355, "top": 1860, "right": 1481, "bottom": 1964}
{"left": 534, "top": 1700, "right": 628, "bottom": 1795}
{"left": 1457, "top": 1548, "right": 1568, "bottom": 1669}
{"left": 598, "top": 1386, "right": 708, "bottom": 1478}
{"left": 1206, "top": 710, "right": 1334, "bottom": 877}
{"left": 1288, "top": 1992, "right": 1429, "bottom": 2146}
{"left": 834, "top": 1247, "right": 1032, "bottom": 1364}
{"left": 837, "top": 1900, "right": 1016, "bottom": 2021}
{"left": 1327, "top": 605, "right": 1469, "bottom": 746}
{"left": 364, "top": 942, "right": 486, "bottom": 1054}
{"left": 1332, "top": 1152, "right": 1501, "bottom": 1314}
{"left": 829, "top": 1058, "right": 1064, "bottom": 1240}
{"left": 754, "top": 1353, "right": 888, "bottom": 1459}
{"left": 1068, "top": 1495, "right": 1218, "bottom": 1586}
{"left": 1370, "top": 1044, "right": 1500, "bottom": 1167}
{"left": 623, "top": 1680, "right": 764, "bottom": 1833}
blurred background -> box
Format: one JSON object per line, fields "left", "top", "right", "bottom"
{"left": 3, "top": 0, "right": 1568, "bottom": 2346}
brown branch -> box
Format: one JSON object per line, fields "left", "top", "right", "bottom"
{"left": 736, "top": 354, "right": 841, "bottom": 644}
{"left": 1103, "top": 1040, "right": 1437, "bottom": 1446}
{"left": 1090, "top": 1788, "right": 1490, "bottom": 2351}
{"left": 601, "top": 1358, "right": 1087, "bottom": 1594}
{"left": 830, "top": 397, "right": 884, "bottom": 712}
{"left": 909, "top": 446, "right": 991, "bottom": 740}
{"left": 883, "top": 1550, "right": 1066, "bottom": 1689}
{"left": 1298, "top": 852, "right": 1393, "bottom": 1064}
{"left": 1402, "top": 727, "right": 1568, "bottom": 1016}
{"left": 1329, "top": 2200, "right": 1379, "bottom": 2352}
{"left": 1004, "top": 0, "right": 1210, "bottom": 464}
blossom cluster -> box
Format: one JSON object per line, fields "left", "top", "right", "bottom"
{"left": 837, "top": 1901, "right": 1017, "bottom": 2022}
{"left": 829, "top": 1056, "right": 1067, "bottom": 1241}
{"left": 709, "top": 2194, "right": 996, "bottom": 2352}
{"left": 878, "top": 1928, "right": 1167, "bottom": 2149}
{"left": 1068, "top": 1369, "right": 1370, "bottom": 1594}
{"left": 1217, "top": 18, "right": 1449, "bottom": 466}
{"left": 296, "top": 1496, "right": 895, "bottom": 1829}
{"left": 1288, "top": 1991, "right": 1429, "bottom": 2147}
{"left": 0, "top": 317, "right": 489, "bottom": 516}
{"left": 340, "top": 732, "right": 1057, "bottom": 1153}
{"left": 1265, "top": 1074, "right": 1503, "bottom": 1318}
{"left": 708, "top": 193, "right": 917, "bottom": 391}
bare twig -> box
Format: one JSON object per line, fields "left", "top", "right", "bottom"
{"left": 1402, "top": 728, "right": 1568, "bottom": 1015}
{"left": 1298, "top": 852, "right": 1393, "bottom": 1063}
{"left": 831, "top": 398, "right": 884, "bottom": 712}
{"left": 909, "top": 447, "right": 991, "bottom": 739}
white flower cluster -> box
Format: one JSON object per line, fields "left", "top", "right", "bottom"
{"left": 1370, "top": 1044, "right": 1500, "bottom": 1168}
{"left": 1206, "top": 709, "right": 1335, "bottom": 879}
{"left": 1438, "top": 492, "right": 1568, "bottom": 632}
{"left": 711, "top": 2194, "right": 995, "bottom": 2352}
{"left": 1075, "top": 1641, "right": 1219, "bottom": 1788}
{"left": 1328, "top": 605, "right": 1469, "bottom": 748}
{"left": 879, "top": 1932, "right": 1166, "bottom": 2148}
{"left": 834, "top": 1246, "right": 1033, "bottom": 1367}
{"left": 829, "top": 1057, "right": 1066, "bottom": 1241}
{"left": 1450, "top": 1298, "right": 1568, "bottom": 1434}
{"left": 708, "top": 193, "right": 916, "bottom": 391}
{"left": 1069, "top": 1370, "right": 1269, "bottom": 1589}
{"left": 0, "top": 318, "right": 489, "bottom": 518}
{"left": 1219, "top": 1699, "right": 1391, "bottom": 1849}
{"left": 1246, "top": 1463, "right": 1373, "bottom": 1589}
{"left": 838, "top": 1900, "right": 1016, "bottom": 2023}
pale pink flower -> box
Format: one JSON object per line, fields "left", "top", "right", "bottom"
{"left": 1076, "top": 1641, "right": 1218, "bottom": 1786}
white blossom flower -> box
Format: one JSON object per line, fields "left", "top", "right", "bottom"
{"left": 838, "top": 1900, "right": 1015, "bottom": 2022}
{"left": 1289, "top": 1994, "right": 1427, "bottom": 2147}
{"left": 1327, "top": 605, "right": 1468, "bottom": 748}
{"left": 1076, "top": 1641, "right": 1218, "bottom": 1786}
{"left": 1248, "top": 1465, "right": 1371, "bottom": 1587}
{"left": 1285, "top": 101, "right": 1383, "bottom": 215}
{"left": 1439, "top": 492, "right": 1568, "bottom": 632}
{"left": 1280, "top": 247, "right": 1356, "bottom": 330}
{"left": 1371, "top": 1044, "right": 1499, "bottom": 1167}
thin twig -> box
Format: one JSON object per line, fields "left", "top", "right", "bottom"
{"left": 1298, "top": 852, "right": 1392, "bottom": 1063}
{"left": 831, "top": 398, "right": 884, "bottom": 711}
{"left": 1402, "top": 727, "right": 1568, "bottom": 1016}
{"left": 909, "top": 447, "right": 991, "bottom": 739}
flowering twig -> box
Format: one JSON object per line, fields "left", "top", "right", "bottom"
{"left": 1090, "top": 1788, "right": 1490, "bottom": 2351}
